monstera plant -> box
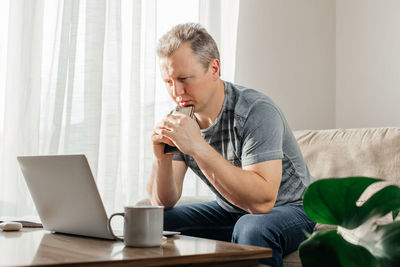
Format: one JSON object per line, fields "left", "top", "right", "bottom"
{"left": 299, "top": 177, "right": 400, "bottom": 267}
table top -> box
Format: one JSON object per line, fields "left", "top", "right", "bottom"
{"left": 0, "top": 228, "right": 271, "bottom": 266}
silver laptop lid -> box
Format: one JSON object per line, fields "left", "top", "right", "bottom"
{"left": 17, "top": 154, "right": 114, "bottom": 239}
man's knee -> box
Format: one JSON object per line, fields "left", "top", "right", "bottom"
{"left": 163, "top": 206, "right": 185, "bottom": 231}
{"left": 232, "top": 214, "right": 284, "bottom": 267}
{"left": 232, "top": 214, "right": 279, "bottom": 247}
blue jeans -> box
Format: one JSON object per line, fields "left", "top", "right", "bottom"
{"left": 164, "top": 201, "right": 315, "bottom": 267}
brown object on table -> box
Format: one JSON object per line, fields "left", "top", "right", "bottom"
{"left": 0, "top": 228, "right": 271, "bottom": 266}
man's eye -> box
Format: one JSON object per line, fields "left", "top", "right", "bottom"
{"left": 178, "top": 77, "right": 187, "bottom": 82}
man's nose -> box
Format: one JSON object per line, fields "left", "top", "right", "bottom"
{"left": 172, "top": 80, "right": 185, "bottom": 97}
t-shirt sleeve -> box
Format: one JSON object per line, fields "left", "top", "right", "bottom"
{"left": 241, "top": 102, "right": 284, "bottom": 167}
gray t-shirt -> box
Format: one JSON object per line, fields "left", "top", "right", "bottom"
{"left": 174, "top": 81, "right": 314, "bottom": 213}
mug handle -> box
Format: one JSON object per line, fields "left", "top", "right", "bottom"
{"left": 107, "top": 212, "right": 124, "bottom": 241}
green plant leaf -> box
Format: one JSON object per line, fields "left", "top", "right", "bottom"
{"left": 375, "top": 221, "right": 400, "bottom": 266}
{"left": 303, "top": 177, "right": 400, "bottom": 229}
{"left": 337, "top": 220, "right": 400, "bottom": 264}
{"left": 301, "top": 177, "right": 400, "bottom": 266}
{"left": 393, "top": 210, "right": 399, "bottom": 221}
{"left": 356, "top": 185, "right": 400, "bottom": 227}
{"left": 299, "top": 230, "right": 378, "bottom": 267}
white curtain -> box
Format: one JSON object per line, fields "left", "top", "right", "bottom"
{"left": 0, "top": 0, "right": 239, "bottom": 217}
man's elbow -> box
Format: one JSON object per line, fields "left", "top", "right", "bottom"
{"left": 147, "top": 186, "right": 175, "bottom": 208}
{"left": 247, "top": 201, "right": 274, "bottom": 214}
{"left": 150, "top": 196, "right": 178, "bottom": 209}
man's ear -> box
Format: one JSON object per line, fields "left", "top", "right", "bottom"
{"left": 209, "top": 59, "right": 220, "bottom": 80}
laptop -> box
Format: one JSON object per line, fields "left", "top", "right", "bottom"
{"left": 17, "top": 154, "right": 175, "bottom": 240}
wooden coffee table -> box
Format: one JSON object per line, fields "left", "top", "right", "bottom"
{"left": 0, "top": 228, "right": 271, "bottom": 266}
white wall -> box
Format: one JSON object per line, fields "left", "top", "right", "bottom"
{"left": 235, "top": 0, "right": 336, "bottom": 130}
{"left": 336, "top": 0, "right": 400, "bottom": 128}
{"left": 235, "top": 0, "right": 400, "bottom": 130}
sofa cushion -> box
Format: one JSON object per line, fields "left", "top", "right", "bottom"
{"left": 294, "top": 127, "right": 400, "bottom": 230}
{"left": 294, "top": 127, "right": 400, "bottom": 186}
{"left": 283, "top": 250, "right": 302, "bottom": 267}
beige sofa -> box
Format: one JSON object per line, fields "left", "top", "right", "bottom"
{"left": 283, "top": 127, "right": 400, "bottom": 266}
{"left": 139, "top": 127, "right": 400, "bottom": 266}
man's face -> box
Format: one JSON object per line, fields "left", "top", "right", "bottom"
{"left": 160, "top": 42, "right": 219, "bottom": 112}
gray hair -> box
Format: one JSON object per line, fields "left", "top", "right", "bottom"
{"left": 157, "top": 23, "right": 220, "bottom": 72}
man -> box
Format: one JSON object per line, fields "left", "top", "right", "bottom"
{"left": 147, "top": 23, "right": 315, "bottom": 267}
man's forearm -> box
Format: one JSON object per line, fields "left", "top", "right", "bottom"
{"left": 147, "top": 158, "right": 180, "bottom": 207}
{"left": 192, "top": 141, "right": 279, "bottom": 214}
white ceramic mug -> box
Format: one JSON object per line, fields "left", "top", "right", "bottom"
{"left": 107, "top": 206, "right": 164, "bottom": 247}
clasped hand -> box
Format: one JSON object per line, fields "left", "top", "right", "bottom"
{"left": 152, "top": 111, "right": 203, "bottom": 158}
